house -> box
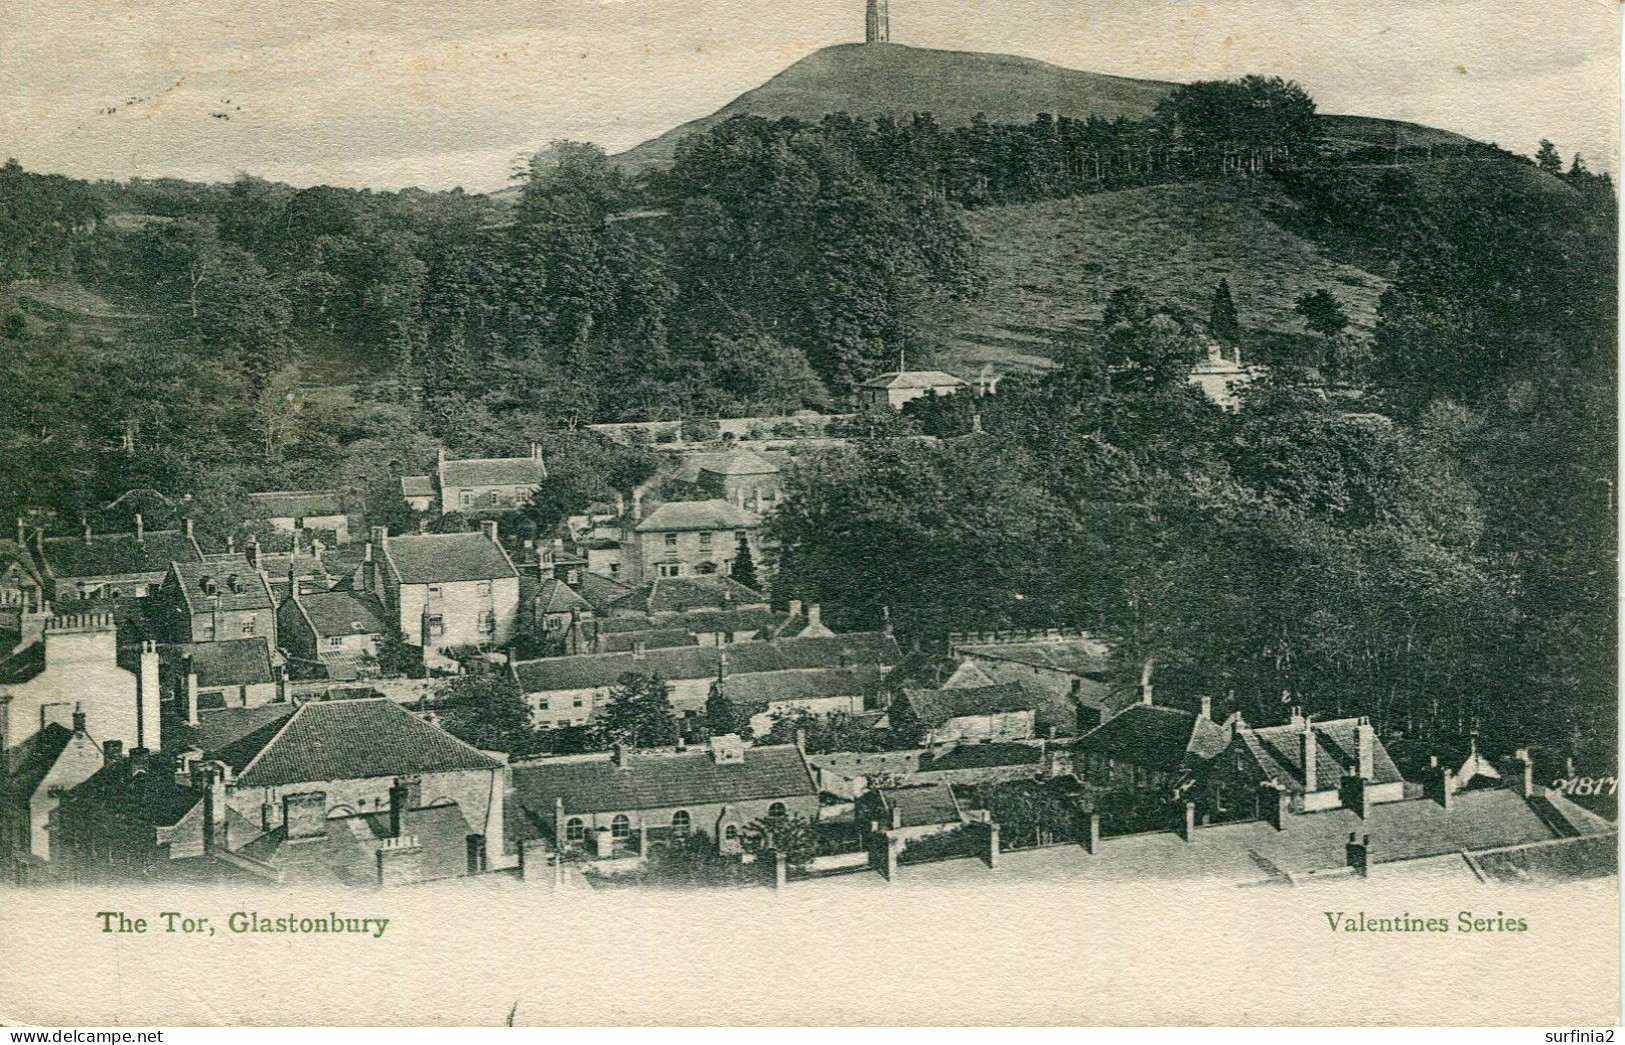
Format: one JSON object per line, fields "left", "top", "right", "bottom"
{"left": 709, "top": 666, "right": 884, "bottom": 737}
{"left": 366, "top": 523, "right": 520, "bottom": 656}
{"left": 53, "top": 698, "right": 508, "bottom": 886}
{"left": 0, "top": 612, "right": 160, "bottom": 757}
{"left": 603, "top": 575, "right": 769, "bottom": 618}
{"left": 278, "top": 589, "right": 390, "bottom": 681}
{"left": 1075, "top": 695, "right": 1234, "bottom": 792}
{"left": 250, "top": 541, "right": 332, "bottom": 600}
{"left": 245, "top": 491, "right": 350, "bottom": 545}
{"left": 855, "top": 782, "right": 966, "bottom": 840}
{"left": 1187, "top": 341, "right": 1258, "bottom": 411}
{"left": 629, "top": 500, "right": 762, "bottom": 583}
{"left": 435, "top": 445, "right": 547, "bottom": 514}
{"left": 684, "top": 450, "right": 783, "bottom": 509}
{"left": 1, "top": 712, "right": 106, "bottom": 881}
{"left": 587, "top": 600, "right": 817, "bottom": 652}
{"left": 513, "top": 631, "right": 903, "bottom": 727}
{"left": 511, "top": 735, "right": 818, "bottom": 858}
{"left": 857, "top": 369, "right": 968, "bottom": 410}
{"left": 164, "top": 638, "right": 281, "bottom": 715}
{"left": 950, "top": 637, "right": 1124, "bottom": 733}
{"left": 521, "top": 577, "right": 593, "bottom": 655}
{"left": 32, "top": 517, "right": 203, "bottom": 601}
{"left": 0, "top": 526, "right": 46, "bottom": 612}
{"left": 159, "top": 555, "right": 277, "bottom": 647}
{"left": 1193, "top": 709, "right": 1407, "bottom": 822}
{"left": 400, "top": 475, "right": 435, "bottom": 514}
{"left": 887, "top": 683, "right": 1045, "bottom": 746}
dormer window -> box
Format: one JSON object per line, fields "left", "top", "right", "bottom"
{"left": 226, "top": 574, "right": 241, "bottom": 594}
{"left": 199, "top": 576, "right": 217, "bottom": 596}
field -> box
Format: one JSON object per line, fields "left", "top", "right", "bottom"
{"left": 924, "top": 180, "right": 1390, "bottom": 376}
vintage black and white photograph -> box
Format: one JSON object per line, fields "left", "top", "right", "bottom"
{"left": 0, "top": 0, "right": 1617, "bottom": 1028}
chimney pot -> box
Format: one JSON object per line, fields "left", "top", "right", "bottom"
{"left": 134, "top": 513, "right": 144, "bottom": 541}
{"left": 1200, "top": 696, "right": 1212, "bottom": 721}
{"left": 103, "top": 739, "right": 122, "bottom": 760}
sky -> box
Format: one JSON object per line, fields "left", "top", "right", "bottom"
{"left": 1, "top": 0, "right": 1617, "bottom": 193}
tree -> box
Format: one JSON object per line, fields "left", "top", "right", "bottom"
{"left": 1568, "top": 153, "right": 1589, "bottom": 178}
{"left": 1294, "top": 289, "right": 1349, "bottom": 340}
{"left": 371, "top": 628, "right": 425, "bottom": 679}
{"left": 1535, "top": 139, "right": 1564, "bottom": 174}
{"left": 704, "top": 681, "right": 752, "bottom": 737}
{"left": 746, "top": 811, "right": 816, "bottom": 866}
{"left": 434, "top": 672, "right": 542, "bottom": 756}
{"left": 731, "top": 531, "right": 760, "bottom": 590}
{"left": 600, "top": 672, "right": 679, "bottom": 747}
{"left": 1208, "top": 279, "right": 1241, "bottom": 345}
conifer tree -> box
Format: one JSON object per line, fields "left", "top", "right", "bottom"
{"left": 1208, "top": 279, "right": 1241, "bottom": 345}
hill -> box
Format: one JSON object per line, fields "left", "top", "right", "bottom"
{"left": 612, "top": 42, "right": 1177, "bottom": 171}
{"left": 921, "top": 180, "right": 1391, "bottom": 376}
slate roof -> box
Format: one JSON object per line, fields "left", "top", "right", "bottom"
{"left": 1237, "top": 718, "right": 1404, "bottom": 794}
{"left": 512, "top": 744, "right": 815, "bottom": 816}
{"left": 696, "top": 450, "right": 780, "bottom": 477}
{"left": 957, "top": 639, "right": 1112, "bottom": 678}
{"left": 880, "top": 783, "right": 962, "bottom": 827}
{"left": 514, "top": 632, "right": 902, "bottom": 693}
{"left": 294, "top": 590, "right": 388, "bottom": 638}
{"left": 898, "top": 683, "right": 1043, "bottom": 729}
{"left": 439, "top": 454, "right": 546, "bottom": 489}
{"left": 634, "top": 499, "right": 758, "bottom": 533}
{"left": 172, "top": 555, "right": 275, "bottom": 613}
{"left": 607, "top": 575, "right": 768, "bottom": 615}
{"left": 39, "top": 529, "right": 202, "bottom": 580}
{"left": 573, "top": 571, "right": 635, "bottom": 613}
{"left": 240, "top": 802, "right": 475, "bottom": 886}
{"left": 169, "top": 637, "right": 276, "bottom": 689}
{"left": 400, "top": 475, "right": 435, "bottom": 498}
{"left": 1076, "top": 704, "right": 1232, "bottom": 771}
{"left": 220, "top": 698, "right": 501, "bottom": 788}
{"left": 246, "top": 490, "right": 344, "bottom": 519}
{"left": 596, "top": 628, "right": 697, "bottom": 654}
{"left": 5, "top": 723, "right": 77, "bottom": 800}
{"left": 858, "top": 370, "right": 968, "bottom": 391}
{"left": 60, "top": 758, "right": 202, "bottom": 829}
{"left": 714, "top": 667, "right": 884, "bottom": 710}
{"left": 196, "top": 703, "right": 299, "bottom": 758}
{"left": 532, "top": 577, "right": 591, "bottom": 616}
{"left": 383, "top": 531, "right": 517, "bottom": 584}
{"left": 920, "top": 742, "right": 1043, "bottom": 773}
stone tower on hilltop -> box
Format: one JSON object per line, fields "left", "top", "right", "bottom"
{"left": 866, "top": 0, "right": 890, "bottom": 43}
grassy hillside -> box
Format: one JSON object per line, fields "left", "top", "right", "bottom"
{"left": 613, "top": 43, "right": 1177, "bottom": 171}
{"left": 922, "top": 180, "right": 1390, "bottom": 376}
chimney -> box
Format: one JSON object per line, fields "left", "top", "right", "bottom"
{"left": 788, "top": 599, "right": 802, "bottom": 619}
{"left": 632, "top": 640, "right": 646, "bottom": 660}
{"left": 1355, "top": 720, "right": 1376, "bottom": 781}
{"left": 226, "top": 535, "right": 235, "bottom": 553}
{"left": 137, "top": 640, "right": 160, "bottom": 752}
{"left": 244, "top": 538, "right": 259, "bottom": 570}
{"left": 185, "top": 665, "right": 200, "bottom": 727}
{"left": 882, "top": 605, "right": 893, "bottom": 637}
{"left": 371, "top": 526, "right": 388, "bottom": 549}
{"left": 199, "top": 762, "right": 228, "bottom": 856}
{"left": 889, "top": 802, "right": 902, "bottom": 830}
{"left": 1178, "top": 800, "right": 1196, "bottom": 841}
{"left": 1300, "top": 719, "right": 1317, "bottom": 793}
{"left": 134, "top": 513, "right": 144, "bottom": 541}
{"left": 1340, "top": 768, "right": 1370, "bottom": 818}
{"left": 481, "top": 519, "right": 499, "bottom": 543}
{"left": 211, "top": 592, "right": 223, "bottom": 642}
{"left": 183, "top": 518, "right": 194, "bottom": 539}
{"left": 1199, "top": 696, "right": 1212, "bottom": 721}
{"left": 103, "top": 739, "right": 122, "bottom": 761}
{"left": 283, "top": 791, "right": 328, "bottom": 841}
{"left": 532, "top": 441, "right": 543, "bottom": 463}
{"left": 1288, "top": 703, "right": 1305, "bottom": 728}
{"left": 389, "top": 777, "right": 420, "bottom": 839}
{"left": 82, "top": 519, "right": 92, "bottom": 544}
{"left": 1345, "top": 832, "right": 1369, "bottom": 877}
{"left": 1259, "top": 781, "right": 1288, "bottom": 830}
{"left": 72, "top": 704, "right": 87, "bottom": 734}
{"left": 717, "top": 649, "right": 728, "bottom": 678}
{"left": 1425, "top": 759, "right": 1453, "bottom": 809}
{"left": 613, "top": 743, "right": 631, "bottom": 768}
{"left": 129, "top": 747, "right": 149, "bottom": 776}
{"left": 15, "top": 517, "right": 23, "bottom": 546}
{"left": 364, "top": 541, "right": 374, "bottom": 564}
{"left": 1513, "top": 747, "right": 1535, "bottom": 798}
{"left": 806, "top": 604, "right": 822, "bottom": 630}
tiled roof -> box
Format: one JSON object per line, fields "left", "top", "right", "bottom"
{"left": 608, "top": 575, "right": 768, "bottom": 615}
{"left": 60, "top": 758, "right": 201, "bottom": 828}
{"left": 246, "top": 490, "right": 343, "bottom": 519}
{"left": 596, "top": 628, "right": 696, "bottom": 654}
{"left": 1238, "top": 718, "right": 1404, "bottom": 794}
{"left": 5, "top": 723, "right": 76, "bottom": 800}
{"left": 920, "top": 742, "right": 1043, "bottom": 772}
{"left": 532, "top": 577, "right": 590, "bottom": 616}
{"left": 196, "top": 703, "right": 299, "bottom": 759}
{"left": 240, "top": 802, "right": 476, "bottom": 886}
{"left": 512, "top": 744, "right": 815, "bottom": 816}
{"left": 858, "top": 370, "right": 967, "bottom": 391}
{"left": 172, "top": 555, "right": 275, "bottom": 613}
{"left": 168, "top": 638, "right": 276, "bottom": 689}
{"left": 295, "top": 590, "right": 388, "bottom": 638}
{"left": 439, "top": 454, "right": 545, "bottom": 489}
{"left": 899, "top": 683, "right": 1042, "bottom": 729}
{"left": 957, "top": 639, "right": 1112, "bottom": 678}
{"left": 514, "top": 632, "right": 902, "bottom": 693}
{"left": 714, "top": 667, "right": 884, "bottom": 710}
{"left": 573, "top": 571, "right": 635, "bottom": 613}
{"left": 881, "top": 783, "right": 962, "bottom": 827}
{"left": 383, "top": 532, "right": 516, "bottom": 584}
{"left": 227, "top": 698, "right": 502, "bottom": 788}
{"left": 400, "top": 475, "right": 435, "bottom": 498}
{"left": 1076, "top": 704, "right": 1231, "bottom": 771}
{"left": 696, "top": 450, "right": 780, "bottom": 477}
{"left": 40, "top": 529, "right": 201, "bottom": 580}
{"left": 634, "top": 499, "right": 758, "bottom": 533}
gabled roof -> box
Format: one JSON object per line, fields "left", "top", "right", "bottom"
{"left": 596, "top": 628, "right": 697, "bottom": 654}
{"left": 634, "top": 499, "right": 758, "bottom": 533}
{"left": 246, "top": 490, "right": 344, "bottom": 519}
{"left": 1076, "top": 704, "right": 1233, "bottom": 771}
{"left": 60, "top": 758, "right": 202, "bottom": 828}
{"left": 714, "top": 666, "right": 884, "bottom": 710}
{"left": 607, "top": 575, "right": 768, "bottom": 615}
{"left": 239, "top": 801, "right": 475, "bottom": 886}
{"left": 858, "top": 370, "right": 968, "bottom": 391}
{"left": 383, "top": 531, "right": 517, "bottom": 585}
{"left": 898, "top": 683, "right": 1042, "bottom": 729}
{"left": 5, "top": 723, "right": 78, "bottom": 800}
{"left": 39, "top": 529, "right": 202, "bottom": 580}
{"left": 877, "top": 783, "right": 962, "bottom": 827}
{"left": 400, "top": 475, "right": 435, "bottom": 498}
{"left": 514, "top": 632, "right": 902, "bottom": 693}
{"left": 512, "top": 744, "right": 815, "bottom": 816}
{"left": 573, "top": 571, "right": 635, "bottom": 613}
{"left": 167, "top": 637, "right": 276, "bottom": 689}
{"left": 1236, "top": 718, "right": 1404, "bottom": 794}
{"left": 294, "top": 590, "right": 389, "bottom": 639}
{"left": 438, "top": 452, "right": 546, "bottom": 489}
{"left": 0, "top": 539, "right": 43, "bottom": 587}
{"left": 196, "top": 703, "right": 299, "bottom": 759}
{"left": 532, "top": 577, "right": 591, "bottom": 616}
{"left": 696, "top": 450, "right": 781, "bottom": 477}
{"left": 224, "top": 698, "right": 502, "bottom": 788}
{"left": 921, "top": 742, "right": 1043, "bottom": 773}
{"left": 171, "top": 555, "right": 275, "bottom": 613}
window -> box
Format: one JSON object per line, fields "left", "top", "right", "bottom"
{"left": 670, "top": 810, "right": 691, "bottom": 836}
{"left": 698, "top": 531, "right": 712, "bottom": 548}
{"left": 478, "top": 611, "right": 496, "bottom": 635}
{"left": 326, "top": 636, "right": 344, "bottom": 649}
{"left": 611, "top": 814, "right": 631, "bottom": 840}
{"left": 663, "top": 533, "right": 678, "bottom": 549}
{"left": 565, "top": 818, "right": 585, "bottom": 843}
{"left": 767, "top": 802, "right": 787, "bottom": 819}
{"left": 476, "top": 580, "right": 492, "bottom": 596}
{"left": 608, "top": 564, "right": 620, "bottom": 576}
{"left": 199, "top": 624, "right": 215, "bottom": 641}
{"left": 460, "top": 492, "right": 473, "bottom": 508}
{"left": 241, "top": 619, "right": 255, "bottom": 636}
{"left": 572, "top": 696, "right": 584, "bottom": 708}
{"left": 724, "top": 825, "right": 738, "bottom": 841}
{"left": 657, "top": 563, "right": 684, "bottom": 578}
{"left": 427, "top": 615, "right": 445, "bottom": 640}
{"left": 427, "top": 585, "right": 442, "bottom": 596}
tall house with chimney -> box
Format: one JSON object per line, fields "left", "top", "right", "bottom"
{"left": 363, "top": 523, "right": 520, "bottom": 655}
{"left": 158, "top": 554, "right": 278, "bottom": 647}
{"left": 866, "top": 0, "right": 889, "bottom": 43}
{"left": 423, "top": 444, "right": 548, "bottom": 515}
